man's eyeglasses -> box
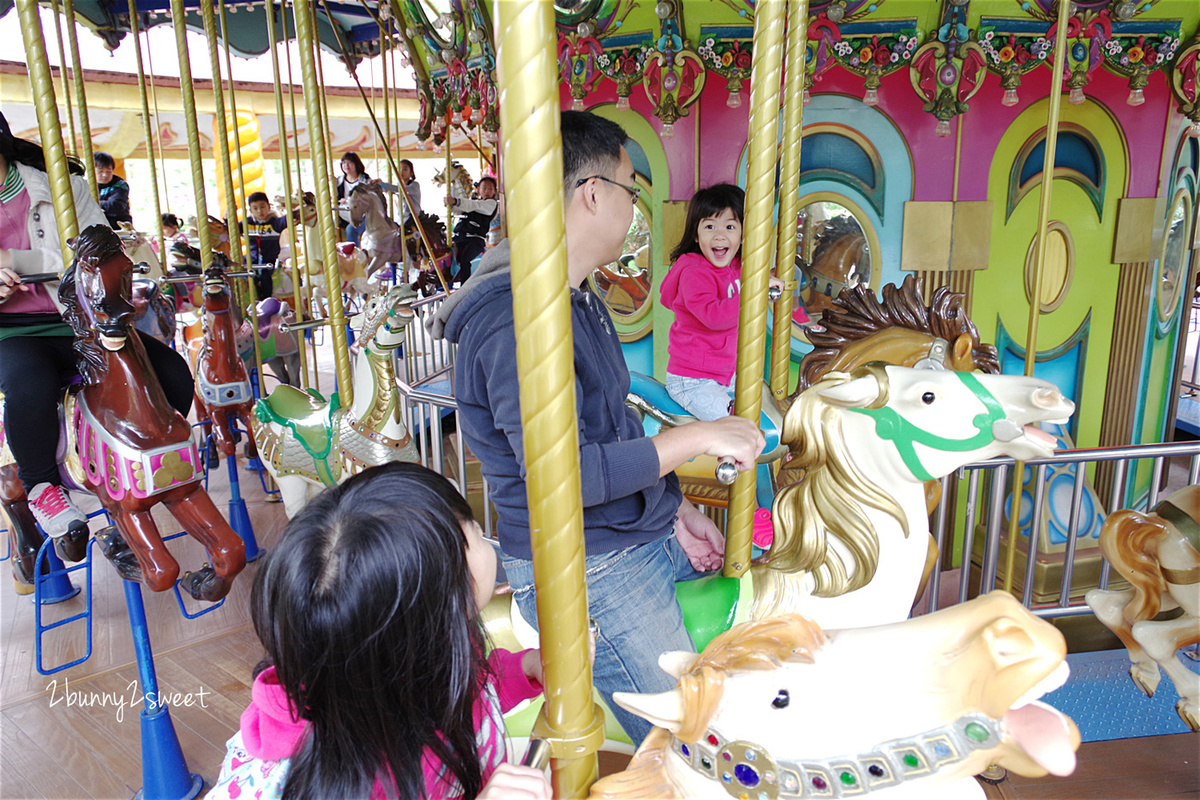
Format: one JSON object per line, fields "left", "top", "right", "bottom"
{"left": 575, "top": 175, "right": 641, "bottom": 205}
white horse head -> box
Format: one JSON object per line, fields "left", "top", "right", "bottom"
{"left": 594, "top": 592, "right": 1079, "bottom": 800}
{"left": 350, "top": 284, "right": 417, "bottom": 352}
{"left": 758, "top": 364, "right": 1074, "bottom": 627}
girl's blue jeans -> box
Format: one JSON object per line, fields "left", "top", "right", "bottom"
{"left": 666, "top": 372, "right": 736, "bottom": 421}
{"left": 503, "top": 534, "right": 702, "bottom": 745}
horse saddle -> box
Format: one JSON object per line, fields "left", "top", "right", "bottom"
{"left": 255, "top": 386, "right": 341, "bottom": 460}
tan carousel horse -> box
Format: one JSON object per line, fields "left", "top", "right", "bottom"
{"left": 798, "top": 215, "right": 869, "bottom": 318}
{"left": 1086, "top": 485, "right": 1200, "bottom": 731}
{"left": 592, "top": 592, "right": 1079, "bottom": 800}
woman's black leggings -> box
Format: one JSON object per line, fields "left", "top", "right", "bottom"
{"left": 0, "top": 333, "right": 194, "bottom": 491}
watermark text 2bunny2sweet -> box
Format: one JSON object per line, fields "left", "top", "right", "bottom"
{"left": 46, "top": 677, "right": 210, "bottom": 723}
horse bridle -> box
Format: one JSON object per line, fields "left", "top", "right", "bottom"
{"left": 672, "top": 712, "right": 1004, "bottom": 798}
{"left": 913, "top": 336, "right": 951, "bottom": 371}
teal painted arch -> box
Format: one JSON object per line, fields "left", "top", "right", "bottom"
{"left": 735, "top": 94, "right": 913, "bottom": 292}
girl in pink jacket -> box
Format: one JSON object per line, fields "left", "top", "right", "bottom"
{"left": 205, "top": 463, "right": 550, "bottom": 800}
{"left": 660, "top": 184, "right": 783, "bottom": 420}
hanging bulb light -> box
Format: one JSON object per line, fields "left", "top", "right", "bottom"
{"left": 863, "top": 87, "right": 879, "bottom": 106}
{"left": 572, "top": 97, "right": 585, "bottom": 111}
{"left": 1001, "top": 88, "right": 1019, "bottom": 107}
{"left": 1190, "top": 120, "right": 1200, "bottom": 138}
{"left": 726, "top": 88, "right": 742, "bottom": 108}
{"left": 616, "top": 95, "right": 631, "bottom": 110}
{"left": 803, "top": 89, "right": 811, "bottom": 105}
{"left": 661, "top": 122, "right": 675, "bottom": 138}
{"left": 1126, "top": 88, "right": 1145, "bottom": 106}
{"left": 1068, "top": 87, "right": 1085, "bottom": 105}
{"left": 935, "top": 119, "right": 952, "bottom": 137}
{"left": 483, "top": 129, "right": 498, "bottom": 144}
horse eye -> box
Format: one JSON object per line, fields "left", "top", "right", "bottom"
{"left": 921, "top": 392, "right": 935, "bottom": 405}
{"left": 771, "top": 689, "right": 790, "bottom": 709}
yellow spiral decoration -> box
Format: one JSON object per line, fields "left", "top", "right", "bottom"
{"left": 214, "top": 110, "right": 266, "bottom": 218}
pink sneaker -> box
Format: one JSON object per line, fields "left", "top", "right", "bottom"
{"left": 28, "top": 483, "right": 89, "bottom": 539}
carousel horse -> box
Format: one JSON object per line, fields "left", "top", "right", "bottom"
{"left": 348, "top": 182, "right": 407, "bottom": 281}
{"left": 233, "top": 295, "right": 301, "bottom": 388}
{"left": 433, "top": 159, "right": 476, "bottom": 201}
{"left": 284, "top": 190, "right": 372, "bottom": 304}
{"left": 116, "top": 225, "right": 164, "bottom": 280}
{"left": 779, "top": 274, "right": 1001, "bottom": 492}
{"left": 131, "top": 278, "right": 176, "bottom": 345}
{"left": 593, "top": 247, "right": 652, "bottom": 316}
{"left": 0, "top": 226, "right": 245, "bottom": 601}
{"left": 404, "top": 211, "right": 455, "bottom": 296}
{"left": 254, "top": 285, "right": 420, "bottom": 516}
{"left": 751, "top": 364, "right": 1072, "bottom": 629}
{"left": 1086, "top": 485, "right": 1200, "bottom": 731}
{"left": 798, "top": 215, "right": 868, "bottom": 318}
{"left": 591, "top": 591, "right": 1079, "bottom": 800}
{"left": 193, "top": 266, "right": 258, "bottom": 461}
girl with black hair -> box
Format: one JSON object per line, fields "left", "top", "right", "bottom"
{"left": 205, "top": 462, "right": 551, "bottom": 800}
{"left": 0, "top": 112, "right": 193, "bottom": 553}
{"left": 659, "top": 183, "right": 785, "bottom": 420}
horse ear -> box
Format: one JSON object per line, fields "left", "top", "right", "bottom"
{"left": 816, "top": 374, "right": 881, "bottom": 408}
{"left": 612, "top": 689, "right": 686, "bottom": 733}
{"left": 952, "top": 333, "right": 973, "bottom": 366}
{"left": 659, "top": 651, "right": 699, "bottom": 679}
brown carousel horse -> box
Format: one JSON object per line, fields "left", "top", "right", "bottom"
{"left": 1086, "top": 485, "right": 1200, "bottom": 731}
{"left": 778, "top": 274, "right": 1001, "bottom": 499}
{"left": 194, "top": 266, "right": 258, "bottom": 460}
{"left": 404, "top": 210, "right": 454, "bottom": 296}
{"left": 6, "top": 226, "right": 244, "bottom": 601}
{"left": 798, "top": 215, "right": 869, "bottom": 317}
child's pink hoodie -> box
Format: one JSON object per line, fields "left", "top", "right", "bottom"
{"left": 204, "top": 649, "right": 542, "bottom": 799}
{"left": 659, "top": 252, "right": 742, "bottom": 384}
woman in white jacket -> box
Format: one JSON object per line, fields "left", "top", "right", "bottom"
{"left": 0, "top": 112, "right": 193, "bottom": 551}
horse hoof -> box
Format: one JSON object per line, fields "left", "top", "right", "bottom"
{"left": 206, "top": 446, "right": 220, "bottom": 470}
{"left": 95, "top": 527, "right": 143, "bottom": 583}
{"left": 1176, "top": 700, "right": 1199, "bottom": 733}
{"left": 54, "top": 523, "right": 89, "bottom": 563}
{"left": 179, "top": 565, "right": 231, "bottom": 602}
{"left": 13, "top": 576, "right": 34, "bottom": 596}
{"left": 1129, "top": 664, "right": 1161, "bottom": 698}
{"left": 10, "top": 536, "right": 37, "bottom": 586}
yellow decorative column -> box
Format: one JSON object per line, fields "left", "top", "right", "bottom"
{"left": 771, "top": 0, "right": 809, "bottom": 402}
{"left": 494, "top": 0, "right": 602, "bottom": 797}
{"left": 294, "top": 0, "right": 353, "bottom": 405}
{"left": 725, "top": 0, "right": 787, "bottom": 578}
{"left": 17, "top": 0, "right": 77, "bottom": 268}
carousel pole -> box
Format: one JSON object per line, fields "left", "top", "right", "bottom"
{"left": 770, "top": 0, "right": 809, "bottom": 402}
{"left": 294, "top": 0, "right": 354, "bottom": 405}
{"left": 445, "top": 108, "right": 456, "bottom": 276}
{"left": 494, "top": 0, "right": 602, "bottom": 796}
{"left": 46, "top": 0, "right": 79, "bottom": 179}
{"left": 144, "top": 35, "right": 171, "bottom": 233}
{"left": 724, "top": 0, "right": 787, "bottom": 579}
{"left": 16, "top": 0, "right": 77, "bottom": 267}
{"left": 126, "top": 3, "right": 167, "bottom": 264}
{"left": 266, "top": 0, "right": 310, "bottom": 386}
{"left": 60, "top": 0, "right": 96, "bottom": 198}
{"left": 1002, "top": 0, "right": 1071, "bottom": 594}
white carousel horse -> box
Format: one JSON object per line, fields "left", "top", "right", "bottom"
{"left": 348, "top": 183, "right": 407, "bottom": 282}
{"left": 433, "top": 159, "right": 475, "bottom": 201}
{"left": 1086, "top": 485, "right": 1200, "bottom": 731}
{"left": 281, "top": 191, "right": 371, "bottom": 308}
{"left": 253, "top": 285, "right": 419, "bottom": 516}
{"left": 592, "top": 592, "right": 1080, "bottom": 800}
{"left": 751, "top": 363, "right": 1073, "bottom": 629}
{"left": 116, "top": 225, "right": 164, "bottom": 280}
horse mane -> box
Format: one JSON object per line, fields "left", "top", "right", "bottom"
{"left": 1097, "top": 510, "right": 1170, "bottom": 622}
{"left": 590, "top": 616, "right": 826, "bottom": 800}
{"left": 809, "top": 215, "right": 862, "bottom": 267}
{"left": 765, "top": 371, "right": 908, "bottom": 600}
{"left": 798, "top": 274, "right": 1000, "bottom": 393}
{"left": 59, "top": 224, "right": 124, "bottom": 385}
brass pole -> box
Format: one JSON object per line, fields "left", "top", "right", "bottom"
{"left": 445, "top": 110, "right": 455, "bottom": 242}
{"left": 1003, "top": 0, "right": 1071, "bottom": 594}
{"left": 312, "top": 4, "right": 338, "bottom": 207}
{"left": 295, "top": 0, "right": 353, "bottom": 404}
{"left": 168, "top": 0, "right": 216, "bottom": 273}
{"left": 144, "top": 31, "right": 170, "bottom": 221}
{"left": 47, "top": 0, "right": 79, "bottom": 177}
{"left": 724, "top": 0, "right": 787, "bottom": 579}
{"left": 494, "top": 0, "right": 602, "bottom": 796}
{"left": 770, "top": 0, "right": 809, "bottom": 401}
{"left": 267, "top": 0, "right": 310, "bottom": 386}
{"left": 61, "top": 0, "right": 96, "bottom": 197}
{"left": 126, "top": 4, "right": 166, "bottom": 262}
{"left": 17, "top": 0, "right": 77, "bottom": 268}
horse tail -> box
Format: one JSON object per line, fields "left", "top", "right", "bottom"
{"left": 1098, "top": 509, "right": 1167, "bottom": 622}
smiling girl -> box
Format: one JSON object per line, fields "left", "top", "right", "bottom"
{"left": 659, "top": 183, "right": 783, "bottom": 420}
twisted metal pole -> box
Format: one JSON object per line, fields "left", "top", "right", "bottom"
{"left": 168, "top": 0, "right": 216, "bottom": 273}
{"left": 725, "top": 0, "right": 787, "bottom": 578}
{"left": 61, "top": 0, "right": 96, "bottom": 198}
{"left": 495, "top": 0, "right": 601, "bottom": 795}
{"left": 771, "top": 0, "right": 809, "bottom": 402}
{"left": 126, "top": 2, "right": 166, "bottom": 260}
{"left": 17, "top": 0, "right": 77, "bottom": 268}
{"left": 294, "top": 0, "right": 353, "bottom": 404}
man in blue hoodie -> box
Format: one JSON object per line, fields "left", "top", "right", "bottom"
{"left": 429, "top": 111, "right": 764, "bottom": 745}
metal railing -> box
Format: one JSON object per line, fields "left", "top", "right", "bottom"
{"left": 403, "top": 291, "right": 455, "bottom": 386}
{"left": 924, "top": 440, "right": 1200, "bottom": 618}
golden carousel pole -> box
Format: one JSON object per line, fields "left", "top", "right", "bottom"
{"left": 16, "top": 0, "right": 77, "bottom": 267}
{"left": 724, "top": 0, "right": 787, "bottom": 579}
{"left": 47, "top": 0, "right": 79, "bottom": 176}
{"left": 60, "top": 0, "right": 97, "bottom": 198}
{"left": 1002, "top": 0, "right": 1071, "bottom": 594}
{"left": 266, "top": 0, "right": 310, "bottom": 386}
{"left": 294, "top": 0, "right": 353, "bottom": 404}
{"left": 770, "top": 0, "right": 809, "bottom": 402}
{"left": 168, "top": 0, "right": 216, "bottom": 273}
{"left": 126, "top": 2, "right": 167, "bottom": 261}
{"left": 494, "top": 0, "right": 602, "bottom": 796}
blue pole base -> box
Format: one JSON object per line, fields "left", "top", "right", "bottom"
{"left": 33, "top": 545, "right": 80, "bottom": 606}
{"left": 226, "top": 457, "right": 262, "bottom": 562}
{"left": 133, "top": 706, "right": 204, "bottom": 800}
{"left": 244, "top": 456, "right": 268, "bottom": 473}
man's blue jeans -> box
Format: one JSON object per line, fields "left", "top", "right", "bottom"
{"left": 503, "top": 534, "right": 702, "bottom": 745}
